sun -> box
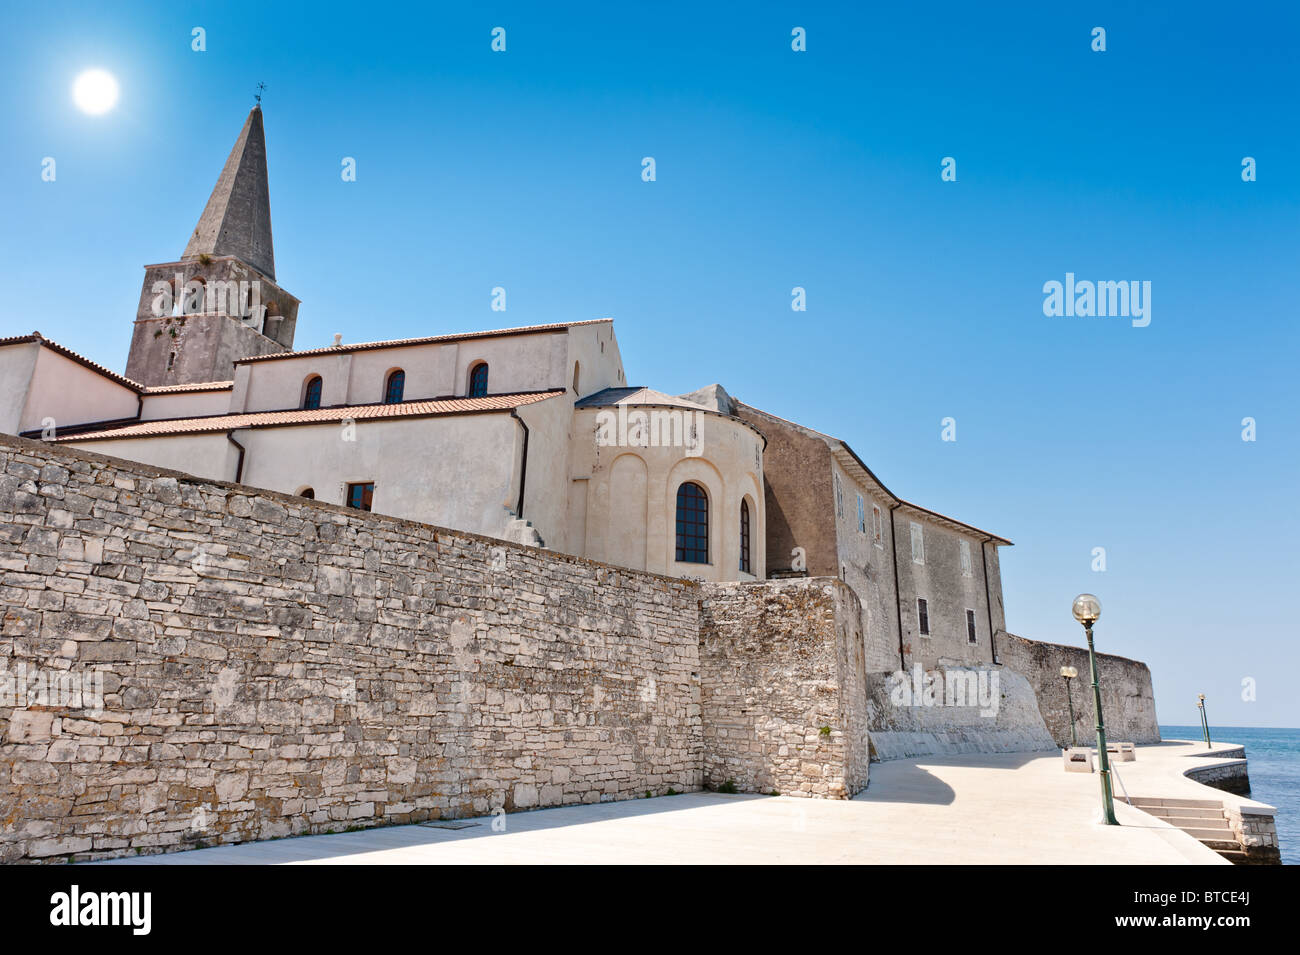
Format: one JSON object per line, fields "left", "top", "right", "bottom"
{"left": 73, "top": 69, "right": 119, "bottom": 115}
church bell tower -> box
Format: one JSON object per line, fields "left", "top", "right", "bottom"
{"left": 125, "top": 106, "right": 300, "bottom": 387}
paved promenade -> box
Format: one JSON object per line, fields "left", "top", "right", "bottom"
{"left": 98, "top": 743, "right": 1230, "bottom": 865}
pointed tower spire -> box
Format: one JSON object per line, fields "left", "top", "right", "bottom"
{"left": 182, "top": 106, "right": 276, "bottom": 279}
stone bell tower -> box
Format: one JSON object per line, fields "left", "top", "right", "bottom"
{"left": 125, "top": 106, "right": 300, "bottom": 387}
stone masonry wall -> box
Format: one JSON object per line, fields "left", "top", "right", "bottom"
{"left": 698, "top": 578, "right": 869, "bottom": 798}
{"left": 0, "top": 434, "right": 703, "bottom": 862}
{"left": 998, "top": 632, "right": 1160, "bottom": 747}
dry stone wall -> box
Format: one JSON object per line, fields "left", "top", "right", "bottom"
{"left": 698, "top": 578, "right": 869, "bottom": 798}
{"left": 0, "top": 434, "right": 704, "bottom": 862}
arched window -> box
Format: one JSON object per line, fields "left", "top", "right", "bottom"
{"left": 303, "top": 375, "right": 323, "bottom": 410}
{"left": 299, "top": 487, "right": 315, "bottom": 499}
{"left": 675, "top": 481, "right": 709, "bottom": 564}
{"left": 384, "top": 369, "right": 405, "bottom": 404}
{"left": 468, "top": 362, "right": 489, "bottom": 398}
{"left": 739, "top": 499, "right": 751, "bottom": 573}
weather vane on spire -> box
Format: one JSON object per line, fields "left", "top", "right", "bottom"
{"left": 254, "top": 82, "right": 266, "bottom": 107}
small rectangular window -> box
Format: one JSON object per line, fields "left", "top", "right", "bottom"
{"left": 346, "top": 482, "right": 375, "bottom": 511}
{"left": 966, "top": 609, "right": 978, "bottom": 644}
{"left": 872, "top": 504, "right": 882, "bottom": 545}
{"left": 917, "top": 597, "right": 930, "bottom": 636}
{"left": 857, "top": 494, "right": 865, "bottom": 533}
{"left": 960, "top": 539, "right": 973, "bottom": 577}
{"left": 910, "top": 522, "right": 925, "bottom": 564}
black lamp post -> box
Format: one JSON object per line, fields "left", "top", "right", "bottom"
{"left": 1198, "top": 694, "right": 1211, "bottom": 748}
{"left": 1060, "top": 665, "right": 1079, "bottom": 748}
{"left": 1073, "top": 593, "right": 1117, "bottom": 826}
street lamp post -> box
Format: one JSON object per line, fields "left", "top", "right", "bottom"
{"left": 1060, "top": 665, "right": 1079, "bottom": 748}
{"left": 1072, "top": 593, "right": 1118, "bottom": 826}
{"left": 1198, "top": 694, "right": 1211, "bottom": 748}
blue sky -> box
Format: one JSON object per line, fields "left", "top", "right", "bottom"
{"left": 2, "top": 2, "right": 1297, "bottom": 726}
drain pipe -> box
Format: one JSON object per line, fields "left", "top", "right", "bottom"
{"left": 980, "top": 536, "right": 997, "bottom": 664}
{"left": 508, "top": 409, "right": 529, "bottom": 519}
{"left": 226, "top": 430, "right": 247, "bottom": 483}
{"left": 889, "top": 503, "right": 905, "bottom": 670}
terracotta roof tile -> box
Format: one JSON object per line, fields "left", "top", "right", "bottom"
{"left": 52, "top": 390, "right": 566, "bottom": 443}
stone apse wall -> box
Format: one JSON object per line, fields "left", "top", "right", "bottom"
{"left": 0, "top": 435, "right": 867, "bottom": 862}
{"left": 998, "top": 633, "right": 1160, "bottom": 747}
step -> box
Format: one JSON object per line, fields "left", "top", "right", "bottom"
{"left": 1183, "top": 827, "right": 1238, "bottom": 841}
{"left": 1140, "top": 806, "right": 1226, "bottom": 821}
{"left": 1164, "top": 815, "right": 1222, "bottom": 831}
{"left": 1129, "top": 797, "right": 1223, "bottom": 810}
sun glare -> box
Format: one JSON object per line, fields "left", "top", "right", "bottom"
{"left": 73, "top": 69, "right": 119, "bottom": 115}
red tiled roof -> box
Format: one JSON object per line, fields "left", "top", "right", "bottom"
{"left": 0, "top": 333, "right": 144, "bottom": 392}
{"left": 52, "top": 390, "right": 566, "bottom": 443}
{"left": 236, "top": 319, "right": 611, "bottom": 363}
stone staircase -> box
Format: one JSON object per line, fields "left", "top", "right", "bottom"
{"left": 1128, "top": 796, "right": 1244, "bottom": 862}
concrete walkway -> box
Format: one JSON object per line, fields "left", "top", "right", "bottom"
{"left": 1108, "top": 738, "right": 1273, "bottom": 813}
{"left": 97, "top": 744, "right": 1229, "bottom": 865}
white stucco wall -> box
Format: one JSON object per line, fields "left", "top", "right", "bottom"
{"left": 236, "top": 413, "right": 524, "bottom": 535}
{"left": 62, "top": 411, "right": 531, "bottom": 540}
{"left": 63, "top": 433, "right": 238, "bottom": 482}
{"left": 0, "top": 342, "right": 40, "bottom": 435}
{"left": 512, "top": 393, "right": 576, "bottom": 551}
{"left": 342, "top": 344, "right": 454, "bottom": 406}
{"left": 140, "top": 389, "right": 235, "bottom": 421}
{"left": 233, "top": 323, "right": 625, "bottom": 414}
{"left": 10, "top": 347, "right": 140, "bottom": 436}
{"left": 564, "top": 322, "right": 625, "bottom": 399}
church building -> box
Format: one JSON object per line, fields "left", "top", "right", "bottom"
{"left": 1, "top": 106, "right": 1016, "bottom": 675}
